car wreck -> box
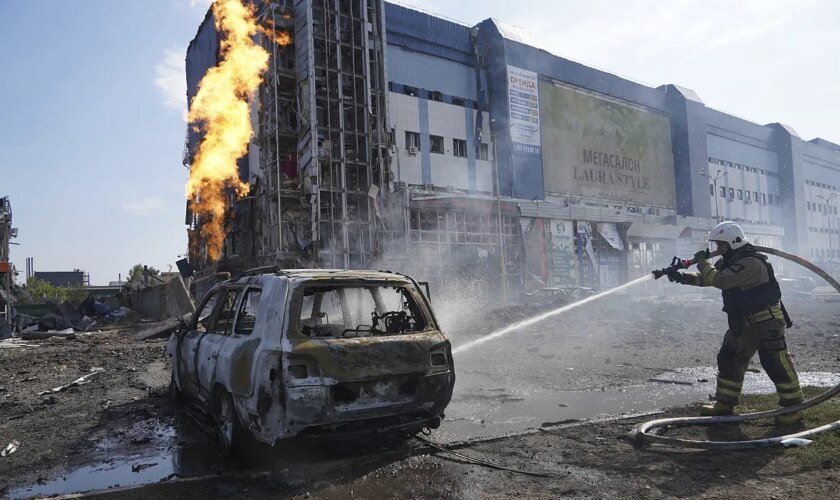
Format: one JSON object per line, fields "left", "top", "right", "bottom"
{"left": 167, "top": 269, "right": 454, "bottom": 454}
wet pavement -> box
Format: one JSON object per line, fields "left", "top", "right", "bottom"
{"left": 9, "top": 368, "right": 840, "bottom": 499}
{"left": 438, "top": 367, "right": 840, "bottom": 442}
{"left": 7, "top": 416, "right": 230, "bottom": 500}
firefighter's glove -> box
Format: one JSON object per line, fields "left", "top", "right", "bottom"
{"left": 667, "top": 272, "right": 688, "bottom": 284}
{"left": 693, "top": 249, "right": 710, "bottom": 263}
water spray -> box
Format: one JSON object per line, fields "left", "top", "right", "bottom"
{"left": 629, "top": 245, "right": 840, "bottom": 449}
{"left": 452, "top": 274, "right": 653, "bottom": 355}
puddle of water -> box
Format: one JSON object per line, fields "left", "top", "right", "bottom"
{"left": 437, "top": 368, "right": 840, "bottom": 442}
{"left": 8, "top": 421, "right": 227, "bottom": 500}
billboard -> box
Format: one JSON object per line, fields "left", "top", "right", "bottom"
{"left": 540, "top": 82, "right": 676, "bottom": 207}
{"left": 506, "top": 65, "right": 544, "bottom": 200}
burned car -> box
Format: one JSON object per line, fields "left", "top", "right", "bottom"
{"left": 167, "top": 269, "right": 454, "bottom": 454}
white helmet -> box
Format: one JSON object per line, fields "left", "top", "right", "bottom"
{"left": 709, "top": 221, "right": 747, "bottom": 250}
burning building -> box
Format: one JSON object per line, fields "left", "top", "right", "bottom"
{"left": 184, "top": 1, "right": 840, "bottom": 299}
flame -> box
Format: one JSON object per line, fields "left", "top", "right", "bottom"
{"left": 257, "top": 15, "right": 293, "bottom": 46}
{"left": 186, "top": 0, "right": 269, "bottom": 262}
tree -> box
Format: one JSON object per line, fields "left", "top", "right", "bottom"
{"left": 19, "top": 277, "right": 88, "bottom": 305}
{"left": 127, "top": 264, "right": 161, "bottom": 284}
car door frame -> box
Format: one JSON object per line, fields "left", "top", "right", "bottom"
{"left": 175, "top": 287, "right": 223, "bottom": 400}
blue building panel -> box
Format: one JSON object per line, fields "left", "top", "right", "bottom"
{"left": 706, "top": 134, "right": 779, "bottom": 172}
{"left": 384, "top": 3, "right": 473, "bottom": 65}
{"left": 387, "top": 45, "right": 478, "bottom": 101}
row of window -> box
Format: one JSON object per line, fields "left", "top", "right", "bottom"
{"left": 807, "top": 201, "right": 838, "bottom": 214}
{"left": 708, "top": 158, "right": 778, "bottom": 177}
{"left": 711, "top": 185, "right": 777, "bottom": 205}
{"left": 808, "top": 227, "right": 839, "bottom": 233}
{"left": 811, "top": 248, "right": 839, "bottom": 259}
{"left": 404, "top": 131, "right": 490, "bottom": 160}
{"left": 805, "top": 179, "right": 837, "bottom": 191}
{"left": 390, "top": 82, "right": 478, "bottom": 109}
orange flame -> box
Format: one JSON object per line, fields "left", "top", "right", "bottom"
{"left": 186, "top": 0, "right": 269, "bottom": 262}
{"left": 257, "top": 15, "right": 293, "bottom": 46}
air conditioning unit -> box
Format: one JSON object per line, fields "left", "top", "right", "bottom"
{"left": 446, "top": 185, "right": 456, "bottom": 193}
{"left": 423, "top": 183, "right": 435, "bottom": 191}
{"left": 408, "top": 146, "right": 418, "bottom": 156}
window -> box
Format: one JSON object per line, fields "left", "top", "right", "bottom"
{"left": 297, "top": 284, "right": 427, "bottom": 338}
{"left": 728, "top": 187, "right": 735, "bottom": 199}
{"left": 727, "top": 161, "right": 733, "bottom": 167}
{"left": 430, "top": 135, "right": 444, "bottom": 154}
{"left": 754, "top": 191, "right": 759, "bottom": 202}
{"left": 719, "top": 186, "right": 726, "bottom": 198}
{"left": 403, "top": 85, "right": 418, "bottom": 97}
{"left": 745, "top": 191, "right": 751, "bottom": 201}
{"left": 761, "top": 193, "right": 766, "bottom": 204}
{"left": 719, "top": 159, "right": 725, "bottom": 166}
{"left": 479, "top": 143, "right": 489, "bottom": 161}
{"left": 807, "top": 201, "right": 812, "bottom": 210}
{"left": 709, "top": 184, "right": 714, "bottom": 196}
{"left": 428, "top": 91, "right": 443, "bottom": 102}
{"left": 213, "top": 288, "right": 240, "bottom": 335}
{"left": 451, "top": 97, "right": 466, "bottom": 107}
{"left": 737, "top": 189, "right": 743, "bottom": 200}
{"left": 453, "top": 139, "right": 467, "bottom": 158}
{"left": 234, "top": 288, "right": 261, "bottom": 335}
{"left": 195, "top": 291, "right": 220, "bottom": 332}
{"left": 405, "top": 131, "right": 420, "bottom": 151}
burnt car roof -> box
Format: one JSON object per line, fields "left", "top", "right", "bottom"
{"left": 235, "top": 269, "right": 415, "bottom": 283}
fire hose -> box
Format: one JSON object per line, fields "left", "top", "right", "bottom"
{"left": 628, "top": 246, "right": 840, "bottom": 449}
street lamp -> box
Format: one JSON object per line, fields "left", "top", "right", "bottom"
{"left": 699, "top": 169, "right": 728, "bottom": 223}
{"left": 816, "top": 192, "right": 839, "bottom": 260}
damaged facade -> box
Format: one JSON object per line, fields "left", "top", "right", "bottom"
{"left": 184, "top": 1, "right": 840, "bottom": 300}
{"left": 1, "top": 196, "right": 18, "bottom": 329}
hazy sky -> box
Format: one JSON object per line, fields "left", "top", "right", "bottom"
{"left": 1, "top": 0, "right": 837, "bottom": 284}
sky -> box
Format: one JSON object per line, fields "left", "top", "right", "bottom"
{"left": 1, "top": 0, "right": 838, "bottom": 285}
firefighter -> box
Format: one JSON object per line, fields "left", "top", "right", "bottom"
{"left": 667, "top": 221, "right": 804, "bottom": 425}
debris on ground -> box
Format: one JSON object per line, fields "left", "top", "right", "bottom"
{"left": 1, "top": 441, "right": 19, "bottom": 457}
{"left": 131, "top": 313, "right": 191, "bottom": 341}
{"left": 647, "top": 378, "right": 694, "bottom": 386}
{"left": 38, "top": 368, "right": 105, "bottom": 396}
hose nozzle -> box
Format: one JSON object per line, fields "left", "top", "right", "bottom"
{"left": 651, "top": 250, "right": 721, "bottom": 279}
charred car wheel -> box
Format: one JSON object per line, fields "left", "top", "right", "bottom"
{"left": 215, "top": 391, "right": 243, "bottom": 457}
{"left": 168, "top": 372, "right": 182, "bottom": 402}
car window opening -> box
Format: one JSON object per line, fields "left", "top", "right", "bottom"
{"left": 299, "top": 284, "right": 427, "bottom": 338}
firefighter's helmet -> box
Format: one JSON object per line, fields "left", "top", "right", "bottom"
{"left": 708, "top": 221, "right": 747, "bottom": 250}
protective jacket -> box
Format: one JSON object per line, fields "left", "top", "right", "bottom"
{"left": 681, "top": 244, "right": 791, "bottom": 332}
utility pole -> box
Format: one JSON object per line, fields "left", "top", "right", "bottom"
{"left": 489, "top": 120, "right": 508, "bottom": 303}
{"left": 699, "top": 169, "right": 728, "bottom": 223}
{"left": 816, "top": 192, "right": 839, "bottom": 261}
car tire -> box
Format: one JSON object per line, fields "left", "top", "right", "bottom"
{"left": 215, "top": 391, "right": 243, "bottom": 457}
{"left": 168, "top": 372, "right": 183, "bottom": 402}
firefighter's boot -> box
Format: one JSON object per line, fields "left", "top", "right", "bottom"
{"left": 700, "top": 401, "right": 735, "bottom": 416}
{"left": 774, "top": 410, "right": 802, "bottom": 426}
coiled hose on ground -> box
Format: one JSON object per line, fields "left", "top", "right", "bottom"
{"left": 627, "top": 246, "right": 840, "bottom": 449}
